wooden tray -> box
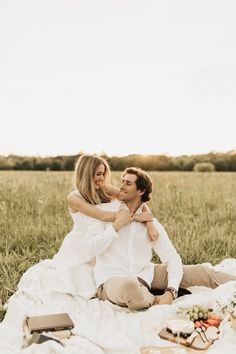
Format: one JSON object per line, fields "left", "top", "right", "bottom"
{"left": 159, "top": 329, "right": 213, "bottom": 351}
{"left": 140, "top": 346, "right": 208, "bottom": 353}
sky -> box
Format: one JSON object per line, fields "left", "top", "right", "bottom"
{"left": 0, "top": 0, "right": 236, "bottom": 157}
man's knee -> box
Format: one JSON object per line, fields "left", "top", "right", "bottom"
{"left": 122, "top": 279, "right": 154, "bottom": 310}
{"left": 117, "top": 278, "right": 142, "bottom": 303}
{"left": 122, "top": 278, "right": 141, "bottom": 294}
{"left": 104, "top": 278, "right": 141, "bottom": 304}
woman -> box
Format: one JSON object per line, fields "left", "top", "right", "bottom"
{"left": 18, "top": 154, "right": 157, "bottom": 300}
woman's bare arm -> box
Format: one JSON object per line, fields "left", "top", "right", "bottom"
{"left": 67, "top": 192, "right": 116, "bottom": 222}
{"left": 135, "top": 203, "right": 159, "bottom": 242}
{"left": 105, "top": 184, "right": 120, "bottom": 199}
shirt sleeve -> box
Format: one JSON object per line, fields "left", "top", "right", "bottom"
{"left": 80, "top": 217, "right": 118, "bottom": 263}
{"left": 152, "top": 219, "right": 183, "bottom": 290}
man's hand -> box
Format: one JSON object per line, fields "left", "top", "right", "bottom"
{"left": 153, "top": 291, "right": 173, "bottom": 305}
{"left": 112, "top": 209, "right": 133, "bottom": 232}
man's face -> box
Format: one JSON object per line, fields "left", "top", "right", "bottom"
{"left": 118, "top": 173, "right": 143, "bottom": 202}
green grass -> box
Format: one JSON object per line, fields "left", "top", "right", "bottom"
{"left": 0, "top": 171, "right": 236, "bottom": 320}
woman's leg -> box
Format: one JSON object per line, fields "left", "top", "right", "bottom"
{"left": 97, "top": 276, "right": 155, "bottom": 310}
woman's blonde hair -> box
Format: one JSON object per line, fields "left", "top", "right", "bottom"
{"left": 74, "top": 154, "right": 111, "bottom": 204}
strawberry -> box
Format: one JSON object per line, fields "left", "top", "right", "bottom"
{"left": 206, "top": 318, "right": 220, "bottom": 327}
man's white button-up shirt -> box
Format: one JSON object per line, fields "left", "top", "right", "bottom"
{"left": 84, "top": 200, "right": 183, "bottom": 290}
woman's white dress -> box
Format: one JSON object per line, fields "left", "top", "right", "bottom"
{"left": 17, "top": 193, "right": 98, "bottom": 300}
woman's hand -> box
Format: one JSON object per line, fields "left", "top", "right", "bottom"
{"left": 133, "top": 212, "right": 153, "bottom": 223}
{"left": 133, "top": 204, "right": 158, "bottom": 242}
{"left": 146, "top": 221, "right": 158, "bottom": 242}
{"left": 112, "top": 210, "right": 134, "bottom": 232}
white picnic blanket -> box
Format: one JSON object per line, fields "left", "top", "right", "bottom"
{"left": 0, "top": 259, "right": 236, "bottom": 354}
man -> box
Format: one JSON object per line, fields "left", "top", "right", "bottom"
{"left": 85, "top": 167, "right": 236, "bottom": 310}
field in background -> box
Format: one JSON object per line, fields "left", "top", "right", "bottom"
{"left": 0, "top": 171, "right": 236, "bottom": 318}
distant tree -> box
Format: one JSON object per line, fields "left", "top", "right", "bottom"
{"left": 214, "top": 154, "right": 230, "bottom": 171}
{"left": 50, "top": 158, "right": 62, "bottom": 171}
{"left": 109, "top": 156, "right": 127, "bottom": 171}
{"left": 62, "top": 156, "right": 77, "bottom": 170}
{"left": 0, "top": 152, "right": 235, "bottom": 171}
{"left": 34, "top": 157, "right": 48, "bottom": 170}
{"left": 193, "top": 162, "right": 215, "bottom": 172}
{"left": 0, "top": 156, "right": 14, "bottom": 170}
{"left": 229, "top": 152, "right": 236, "bottom": 171}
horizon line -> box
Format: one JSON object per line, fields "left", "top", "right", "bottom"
{"left": 1, "top": 149, "right": 236, "bottom": 159}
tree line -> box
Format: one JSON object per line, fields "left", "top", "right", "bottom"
{"left": 0, "top": 151, "right": 236, "bottom": 172}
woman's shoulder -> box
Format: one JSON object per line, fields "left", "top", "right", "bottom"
{"left": 68, "top": 189, "right": 82, "bottom": 197}
{"left": 67, "top": 190, "right": 84, "bottom": 213}
{"left": 67, "top": 190, "right": 83, "bottom": 202}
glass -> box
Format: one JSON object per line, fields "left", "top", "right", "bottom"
{"left": 141, "top": 347, "right": 186, "bottom": 354}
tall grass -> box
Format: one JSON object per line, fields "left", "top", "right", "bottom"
{"left": 0, "top": 171, "right": 236, "bottom": 319}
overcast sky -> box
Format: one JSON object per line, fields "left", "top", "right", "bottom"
{"left": 0, "top": 0, "right": 235, "bottom": 157}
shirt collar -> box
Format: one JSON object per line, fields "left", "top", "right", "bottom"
{"left": 120, "top": 201, "right": 144, "bottom": 214}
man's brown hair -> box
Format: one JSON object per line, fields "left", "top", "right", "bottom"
{"left": 123, "top": 167, "right": 152, "bottom": 202}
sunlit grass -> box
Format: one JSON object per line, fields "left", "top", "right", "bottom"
{"left": 0, "top": 171, "right": 236, "bottom": 320}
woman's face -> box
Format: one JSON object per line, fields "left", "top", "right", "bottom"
{"left": 94, "top": 164, "right": 105, "bottom": 189}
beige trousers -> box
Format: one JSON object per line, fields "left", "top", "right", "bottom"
{"left": 97, "top": 264, "right": 236, "bottom": 310}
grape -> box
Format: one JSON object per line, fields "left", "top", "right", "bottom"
{"left": 198, "top": 312, "right": 203, "bottom": 319}
{"left": 176, "top": 304, "right": 210, "bottom": 323}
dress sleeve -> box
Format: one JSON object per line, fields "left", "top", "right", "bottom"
{"left": 80, "top": 217, "right": 118, "bottom": 262}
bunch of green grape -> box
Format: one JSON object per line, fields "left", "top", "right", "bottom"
{"left": 177, "top": 305, "right": 209, "bottom": 322}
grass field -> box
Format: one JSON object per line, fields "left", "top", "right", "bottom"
{"left": 0, "top": 171, "right": 236, "bottom": 320}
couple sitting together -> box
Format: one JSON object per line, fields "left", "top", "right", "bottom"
{"left": 52, "top": 154, "right": 236, "bottom": 311}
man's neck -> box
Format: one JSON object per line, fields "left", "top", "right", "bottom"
{"left": 125, "top": 199, "right": 142, "bottom": 214}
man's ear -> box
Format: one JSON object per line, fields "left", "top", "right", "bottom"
{"left": 138, "top": 189, "right": 145, "bottom": 197}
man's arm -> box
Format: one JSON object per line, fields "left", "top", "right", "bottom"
{"left": 152, "top": 219, "right": 183, "bottom": 304}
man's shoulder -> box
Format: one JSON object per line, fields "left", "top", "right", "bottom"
{"left": 152, "top": 218, "right": 167, "bottom": 238}
{"left": 153, "top": 218, "right": 163, "bottom": 229}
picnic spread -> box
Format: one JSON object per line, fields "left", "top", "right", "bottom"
{"left": 0, "top": 259, "right": 236, "bottom": 354}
